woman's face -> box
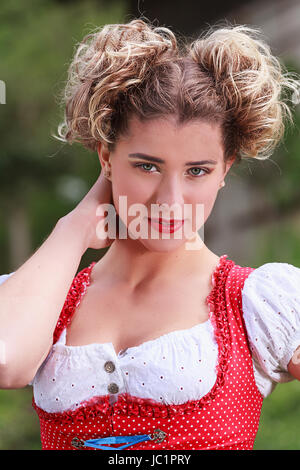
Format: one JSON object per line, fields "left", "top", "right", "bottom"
{"left": 98, "top": 115, "right": 234, "bottom": 252}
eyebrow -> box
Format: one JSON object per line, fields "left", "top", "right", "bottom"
{"left": 128, "top": 153, "right": 218, "bottom": 166}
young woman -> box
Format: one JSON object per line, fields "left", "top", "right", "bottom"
{"left": 0, "top": 18, "right": 300, "bottom": 451}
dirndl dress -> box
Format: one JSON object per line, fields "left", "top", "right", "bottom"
{"left": 31, "top": 255, "right": 264, "bottom": 450}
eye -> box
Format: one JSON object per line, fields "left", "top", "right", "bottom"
{"left": 188, "top": 167, "right": 210, "bottom": 177}
{"left": 132, "top": 163, "right": 211, "bottom": 178}
{"left": 133, "top": 163, "right": 158, "bottom": 173}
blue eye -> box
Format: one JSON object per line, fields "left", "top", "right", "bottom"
{"left": 132, "top": 163, "right": 210, "bottom": 177}
{"left": 189, "top": 168, "right": 207, "bottom": 177}
{"left": 133, "top": 163, "right": 157, "bottom": 173}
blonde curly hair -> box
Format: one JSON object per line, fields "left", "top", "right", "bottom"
{"left": 54, "top": 17, "right": 300, "bottom": 164}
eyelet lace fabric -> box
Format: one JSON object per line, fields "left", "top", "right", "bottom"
{"left": 30, "top": 255, "right": 266, "bottom": 450}
{"left": 33, "top": 255, "right": 235, "bottom": 424}
{"left": 4, "top": 253, "right": 300, "bottom": 448}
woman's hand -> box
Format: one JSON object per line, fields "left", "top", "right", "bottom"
{"left": 62, "top": 170, "right": 118, "bottom": 251}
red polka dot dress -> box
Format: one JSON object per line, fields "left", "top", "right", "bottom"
{"left": 1, "top": 254, "right": 298, "bottom": 449}
{"left": 1, "top": 252, "right": 298, "bottom": 449}
{"left": 27, "top": 254, "right": 270, "bottom": 450}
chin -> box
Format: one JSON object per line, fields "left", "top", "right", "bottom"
{"left": 137, "top": 237, "right": 188, "bottom": 253}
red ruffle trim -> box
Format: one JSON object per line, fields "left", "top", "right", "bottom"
{"left": 52, "top": 262, "right": 96, "bottom": 345}
{"left": 33, "top": 254, "right": 235, "bottom": 425}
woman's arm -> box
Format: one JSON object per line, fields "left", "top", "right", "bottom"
{"left": 287, "top": 346, "right": 300, "bottom": 380}
{"left": 0, "top": 216, "right": 87, "bottom": 389}
{"left": 0, "top": 171, "right": 114, "bottom": 389}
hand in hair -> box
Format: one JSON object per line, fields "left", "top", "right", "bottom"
{"left": 63, "top": 169, "right": 118, "bottom": 251}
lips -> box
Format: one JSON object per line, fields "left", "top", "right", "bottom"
{"left": 147, "top": 217, "right": 185, "bottom": 234}
{"left": 148, "top": 218, "right": 184, "bottom": 225}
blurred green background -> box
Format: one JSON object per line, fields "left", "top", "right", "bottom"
{"left": 0, "top": 0, "right": 300, "bottom": 450}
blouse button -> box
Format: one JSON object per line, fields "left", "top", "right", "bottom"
{"left": 108, "top": 383, "right": 119, "bottom": 394}
{"left": 104, "top": 361, "right": 115, "bottom": 373}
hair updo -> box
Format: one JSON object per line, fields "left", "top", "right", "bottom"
{"left": 54, "top": 17, "right": 300, "bottom": 164}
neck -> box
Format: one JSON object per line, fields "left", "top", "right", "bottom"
{"left": 92, "top": 232, "right": 219, "bottom": 291}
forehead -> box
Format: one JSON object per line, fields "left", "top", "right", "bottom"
{"left": 121, "top": 115, "right": 224, "bottom": 162}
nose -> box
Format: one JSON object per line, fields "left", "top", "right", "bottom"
{"left": 153, "top": 176, "right": 185, "bottom": 219}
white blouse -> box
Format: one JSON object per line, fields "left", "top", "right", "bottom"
{"left": 1, "top": 261, "right": 299, "bottom": 413}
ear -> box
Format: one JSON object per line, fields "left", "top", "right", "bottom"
{"left": 97, "top": 142, "right": 111, "bottom": 171}
{"left": 224, "top": 155, "right": 235, "bottom": 177}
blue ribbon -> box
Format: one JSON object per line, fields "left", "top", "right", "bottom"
{"left": 83, "top": 434, "right": 152, "bottom": 450}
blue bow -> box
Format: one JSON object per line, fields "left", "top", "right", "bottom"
{"left": 71, "top": 429, "right": 167, "bottom": 450}
{"left": 83, "top": 434, "right": 152, "bottom": 450}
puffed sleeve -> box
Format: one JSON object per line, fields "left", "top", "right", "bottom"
{"left": 242, "top": 262, "right": 300, "bottom": 396}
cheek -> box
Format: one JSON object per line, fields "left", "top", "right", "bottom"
{"left": 112, "top": 171, "right": 220, "bottom": 227}
{"left": 201, "top": 184, "right": 219, "bottom": 209}
{"left": 112, "top": 179, "right": 150, "bottom": 225}
{"left": 203, "top": 194, "right": 218, "bottom": 223}
{"left": 113, "top": 186, "right": 148, "bottom": 211}
{"left": 188, "top": 183, "right": 219, "bottom": 229}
